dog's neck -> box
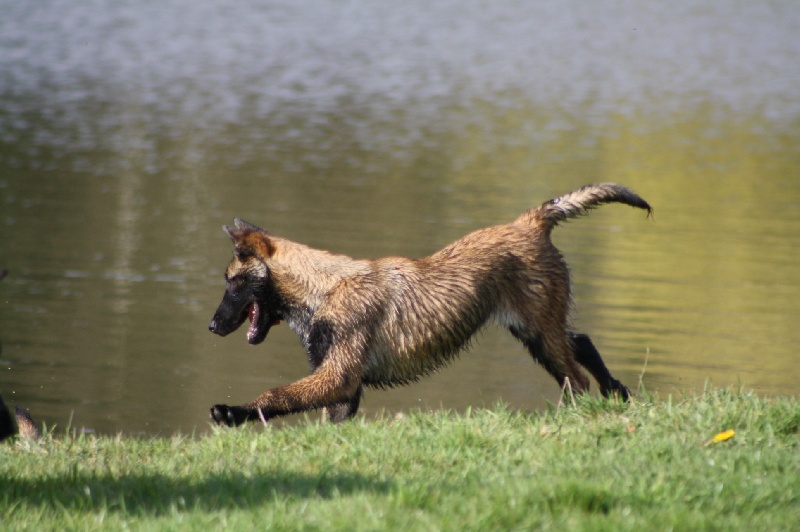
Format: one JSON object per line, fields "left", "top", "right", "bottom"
{"left": 270, "top": 238, "right": 371, "bottom": 304}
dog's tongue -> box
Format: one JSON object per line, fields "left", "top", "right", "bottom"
{"left": 247, "top": 302, "right": 260, "bottom": 342}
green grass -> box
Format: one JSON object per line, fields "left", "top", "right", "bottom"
{"left": 2, "top": 388, "right": 799, "bottom": 530}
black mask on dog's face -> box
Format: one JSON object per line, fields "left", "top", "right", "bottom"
{"left": 208, "top": 275, "right": 262, "bottom": 344}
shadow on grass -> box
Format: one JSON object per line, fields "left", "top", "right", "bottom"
{"left": 3, "top": 469, "right": 392, "bottom": 515}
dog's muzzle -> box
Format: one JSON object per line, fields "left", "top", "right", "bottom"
{"left": 208, "top": 316, "right": 230, "bottom": 336}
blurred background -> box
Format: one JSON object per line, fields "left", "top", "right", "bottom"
{"left": 1, "top": 1, "right": 798, "bottom": 435}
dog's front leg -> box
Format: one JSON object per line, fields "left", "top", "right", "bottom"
{"left": 322, "top": 385, "right": 363, "bottom": 423}
{"left": 210, "top": 360, "right": 364, "bottom": 426}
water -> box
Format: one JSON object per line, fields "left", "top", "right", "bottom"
{"left": 1, "top": 1, "right": 798, "bottom": 435}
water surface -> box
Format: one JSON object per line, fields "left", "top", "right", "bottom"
{"left": 1, "top": 1, "right": 798, "bottom": 435}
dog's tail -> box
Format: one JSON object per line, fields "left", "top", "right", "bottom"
{"left": 517, "top": 183, "right": 652, "bottom": 231}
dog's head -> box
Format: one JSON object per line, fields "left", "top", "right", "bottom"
{"left": 208, "top": 218, "right": 284, "bottom": 345}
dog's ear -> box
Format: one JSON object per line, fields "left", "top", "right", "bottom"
{"left": 222, "top": 224, "right": 241, "bottom": 243}
{"left": 223, "top": 219, "right": 275, "bottom": 259}
{"left": 223, "top": 219, "right": 260, "bottom": 242}
{"left": 233, "top": 218, "right": 262, "bottom": 232}
{"left": 223, "top": 218, "right": 263, "bottom": 241}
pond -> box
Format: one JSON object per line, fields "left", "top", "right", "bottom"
{"left": 1, "top": 1, "right": 798, "bottom": 435}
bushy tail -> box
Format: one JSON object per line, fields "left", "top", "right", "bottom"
{"left": 518, "top": 183, "right": 652, "bottom": 230}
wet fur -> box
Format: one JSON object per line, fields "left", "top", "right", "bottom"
{"left": 0, "top": 394, "right": 40, "bottom": 442}
{"left": 208, "top": 183, "right": 651, "bottom": 426}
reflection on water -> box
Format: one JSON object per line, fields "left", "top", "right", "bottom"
{"left": 0, "top": 1, "right": 798, "bottom": 435}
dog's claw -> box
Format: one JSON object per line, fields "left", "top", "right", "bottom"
{"left": 210, "top": 404, "right": 250, "bottom": 427}
{"left": 603, "top": 380, "right": 631, "bottom": 402}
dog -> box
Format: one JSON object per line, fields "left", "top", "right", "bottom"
{"left": 0, "top": 394, "right": 40, "bottom": 442}
{"left": 208, "top": 183, "right": 651, "bottom": 426}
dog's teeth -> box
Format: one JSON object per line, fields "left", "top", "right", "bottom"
{"left": 247, "top": 303, "right": 260, "bottom": 341}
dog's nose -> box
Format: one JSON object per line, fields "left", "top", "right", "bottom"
{"left": 208, "top": 319, "right": 218, "bottom": 333}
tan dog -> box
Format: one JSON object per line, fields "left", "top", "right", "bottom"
{"left": 208, "top": 183, "right": 651, "bottom": 426}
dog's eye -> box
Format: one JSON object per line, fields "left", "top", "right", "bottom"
{"left": 226, "top": 275, "right": 248, "bottom": 294}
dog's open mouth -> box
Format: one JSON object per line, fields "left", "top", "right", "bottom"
{"left": 245, "top": 302, "right": 280, "bottom": 345}
{"left": 246, "top": 302, "right": 261, "bottom": 344}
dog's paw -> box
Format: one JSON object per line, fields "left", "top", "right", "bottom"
{"left": 210, "top": 404, "right": 251, "bottom": 427}
{"left": 604, "top": 381, "right": 631, "bottom": 402}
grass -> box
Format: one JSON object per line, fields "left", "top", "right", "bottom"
{"left": 1, "top": 388, "right": 798, "bottom": 530}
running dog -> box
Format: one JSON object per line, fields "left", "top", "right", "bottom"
{"left": 208, "top": 183, "right": 651, "bottom": 426}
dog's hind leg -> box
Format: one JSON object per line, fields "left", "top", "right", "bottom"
{"left": 570, "top": 333, "right": 630, "bottom": 400}
{"left": 510, "top": 327, "right": 590, "bottom": 394}
{"left": 322, "top": 385, "right": 363, "bottom": 423}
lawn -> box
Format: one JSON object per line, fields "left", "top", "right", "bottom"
{"left": 2, "top": 388, "right": 798, "bottom": 530}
